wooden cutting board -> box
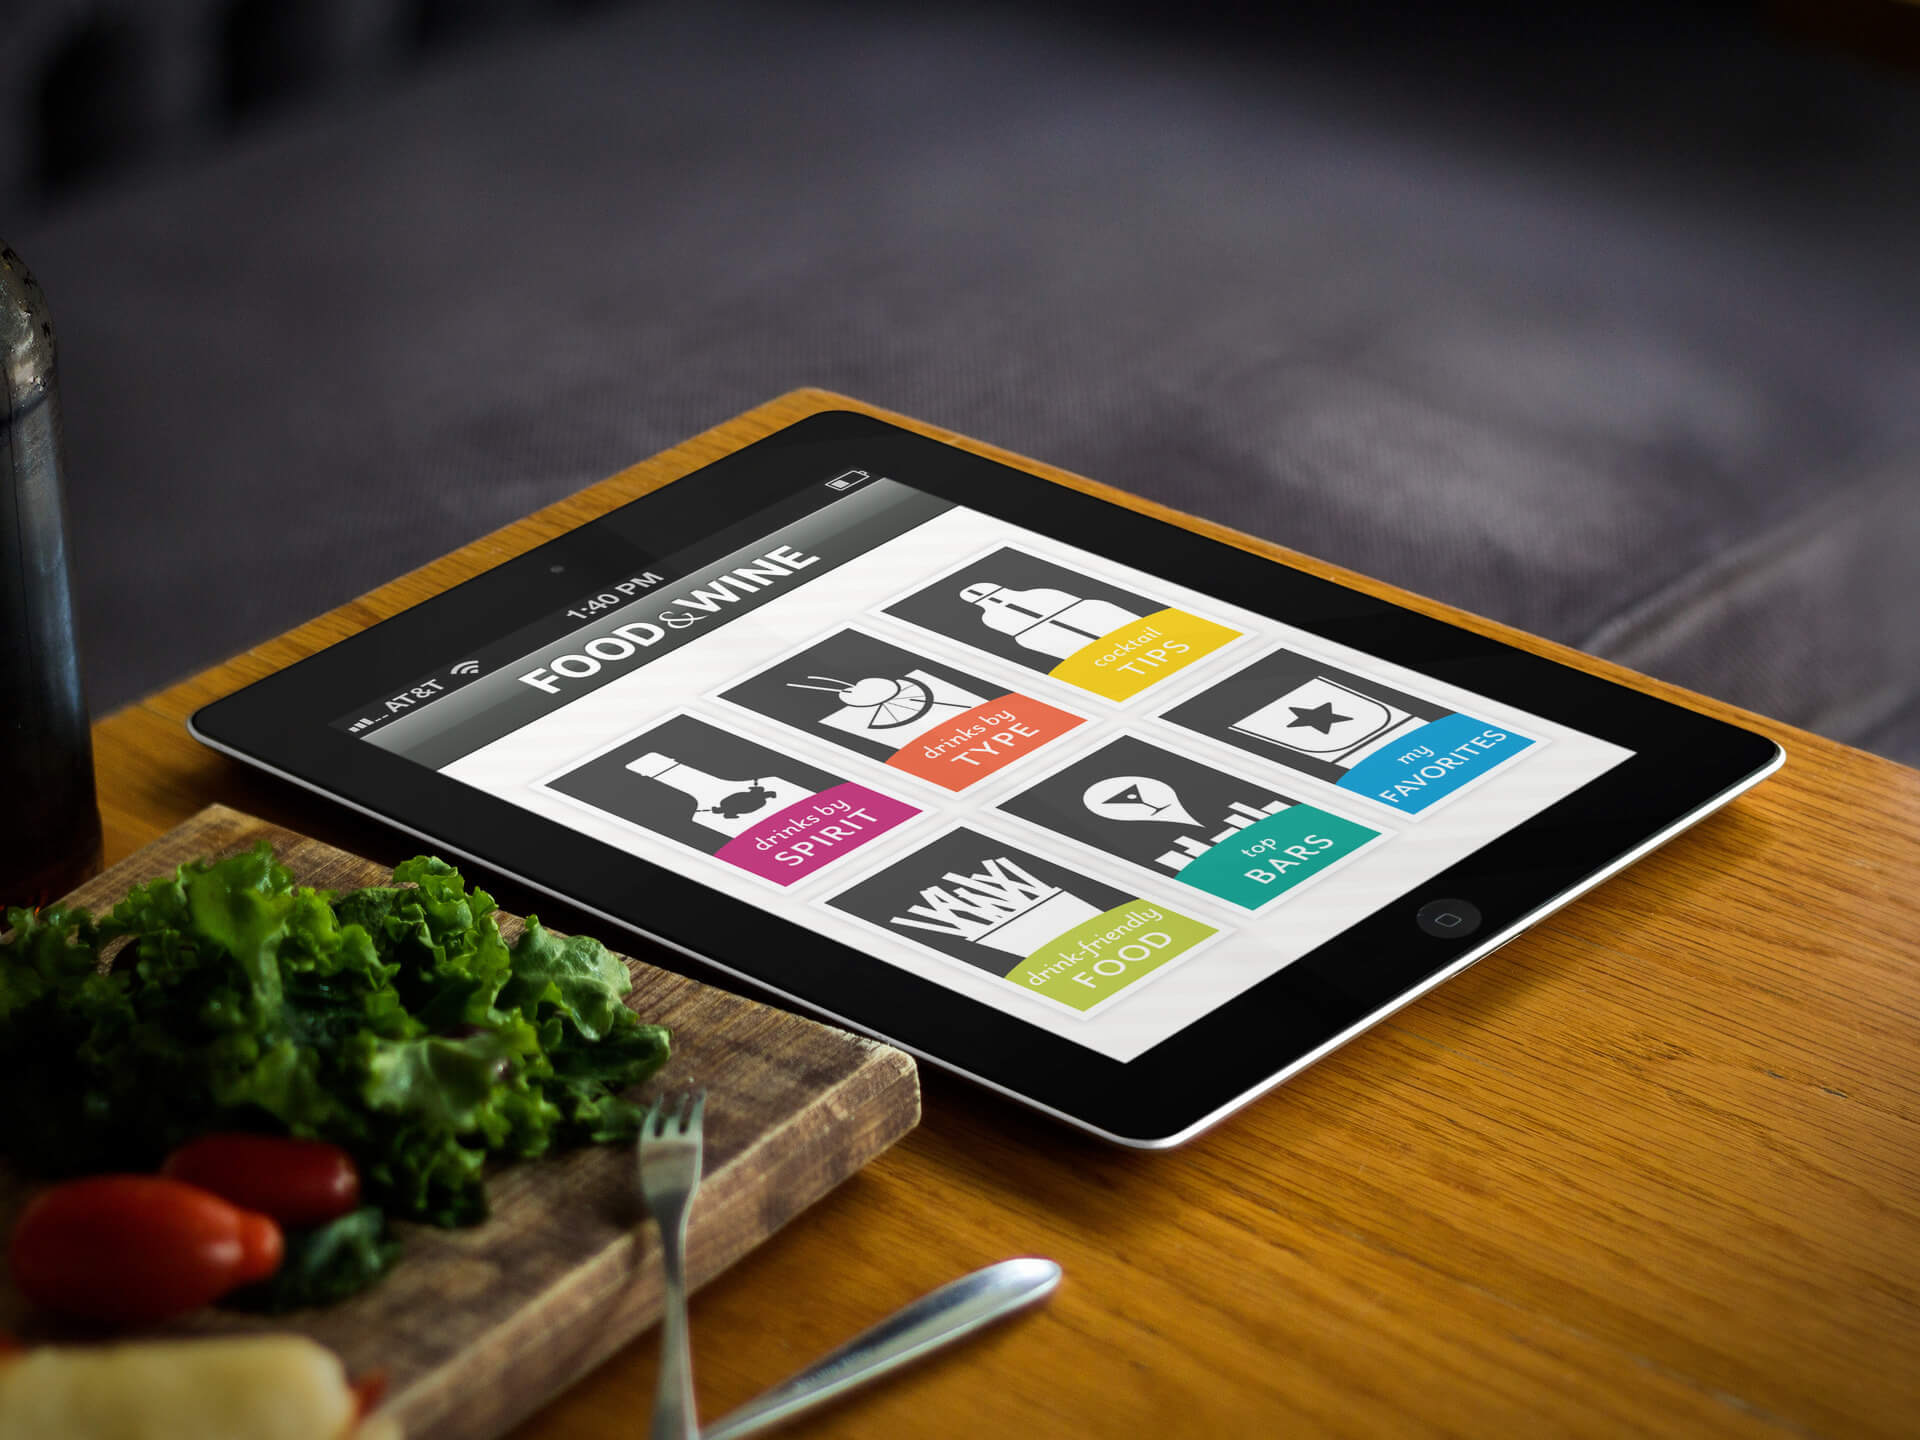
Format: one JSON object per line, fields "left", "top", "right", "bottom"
{"left": 0, "top": 804, "right": 921, "bottom": 1439}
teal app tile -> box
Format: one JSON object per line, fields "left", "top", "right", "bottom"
{"left": 1174, "top": 805, "right": 1378, "bottom": 908}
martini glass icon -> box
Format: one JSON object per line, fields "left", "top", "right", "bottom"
{"left": 1082, "top": 775, "right": 1200, "bottom": 826}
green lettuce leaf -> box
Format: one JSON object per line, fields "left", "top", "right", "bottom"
{"left": 0, "top": 843, "right": 671, "bottom": 1244}
{"left": 226, "top": 1206, "right": 403, "bottom": 1314}
{"left": 496, "top": 916, "right": 633, "bottom": 1042}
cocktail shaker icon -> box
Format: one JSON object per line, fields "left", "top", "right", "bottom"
{"left": 626, "top": 752, "right": 813, "bottom": 836}
{"left": 960, "top": 581, "right": 1140, "bottom": 661}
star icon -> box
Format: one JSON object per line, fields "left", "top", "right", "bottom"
{"left": 1287, "top": 701, "right": 1350, "bottom": 734}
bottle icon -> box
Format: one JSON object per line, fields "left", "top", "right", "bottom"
{"left": 959, "top": 581, "right": 1140, "bottom": 661}
{"left": 626, "top": 752, "right": 814, "bottom": 836}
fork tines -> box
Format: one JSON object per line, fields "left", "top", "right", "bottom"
{"left": 643, "top": 1089, "right": 707, "bottom": 1138}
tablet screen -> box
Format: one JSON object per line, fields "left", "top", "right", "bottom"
{"left": 337, "top": 472, "right": 1633, "bottom": 1063}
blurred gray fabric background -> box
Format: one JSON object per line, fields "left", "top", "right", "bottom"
{"left": 7, "top": 1, "right": 1918, "bottom": 762}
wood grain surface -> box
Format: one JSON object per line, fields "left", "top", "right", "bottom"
{"left": 0, "top": 803, "right": 920, "bottom": 1440}
{"left": 80, "top": 390, "right": 1920, "bottom": 1438}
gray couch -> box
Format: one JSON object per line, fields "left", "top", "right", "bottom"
{"left": 9, "top": 1, "right": 1918, "bottom": 763}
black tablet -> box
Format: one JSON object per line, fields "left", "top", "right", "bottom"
{"left": 192, "top": 410, "right": 1782, "bottom": 1145}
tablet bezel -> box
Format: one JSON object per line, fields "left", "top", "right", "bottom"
{"left": 191, "top": 410, "right": 1783, "bottom": 1146}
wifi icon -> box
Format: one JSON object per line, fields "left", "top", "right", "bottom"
{"left": 451, "top": 660, "right": 482, "bottom": 677}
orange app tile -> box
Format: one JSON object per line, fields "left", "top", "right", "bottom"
{"left": 885, "top": 693, "right": 1083, "bottom": 789}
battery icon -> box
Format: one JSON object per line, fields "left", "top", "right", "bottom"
{"left": 825, "top": 469, "right": 870, "bottom": 491}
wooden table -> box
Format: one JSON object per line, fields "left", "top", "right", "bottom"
{"left": 94, "top": 390, "right": 1920, "bottom": 1438}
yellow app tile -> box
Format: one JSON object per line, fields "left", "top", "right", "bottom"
{"left": 1047, "top": 607, "right": 1240, "bottom": 700}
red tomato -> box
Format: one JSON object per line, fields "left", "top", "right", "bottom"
{"left": 8, "top": 1176, "right": 284, "bottom": 1325}
{"left": 161, "top": 1133, "right": 361, "bottom": 1228}
{"left": 351, "top": 1369, "right": 390, "bottom": 1420}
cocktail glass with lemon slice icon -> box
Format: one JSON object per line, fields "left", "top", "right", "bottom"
{"left": 789, "top": 671, "right": 988, "bottom": 750}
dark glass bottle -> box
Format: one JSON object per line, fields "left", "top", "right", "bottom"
{"left": 2, "top": 243, "right": 101, "bottom": 906}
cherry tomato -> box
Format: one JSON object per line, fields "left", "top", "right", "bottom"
{"left": 351, "top": 1368, "right": 390, "bottom": 1420}
{"left": 8, "top": 1176, "right": 284, "bottom": 1325}
{"left": 162, "top": 1133, "right": 361, "bottom": 1228}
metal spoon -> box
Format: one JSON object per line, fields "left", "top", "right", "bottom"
{"left": 700, "top": 1257, "right": 1062, "bottom": 1440}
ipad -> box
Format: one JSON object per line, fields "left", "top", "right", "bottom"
{"left": 192, "top": 409, "right": 1782, "bottom": 1146}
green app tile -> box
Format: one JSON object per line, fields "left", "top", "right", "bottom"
{"left": 1176, "top": 805, "right": 1376, "bottom": 909}
{"left": 1005, "top": 902, "right": 1216, "bottom": 1012}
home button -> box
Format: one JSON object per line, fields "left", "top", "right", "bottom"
{"left": 1416, "top": 898, "right": 1482, "bottom": 939}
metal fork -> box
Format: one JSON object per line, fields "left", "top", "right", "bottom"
{"left": 638, "top": 1089, "right": 706, "bottom": 1440}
